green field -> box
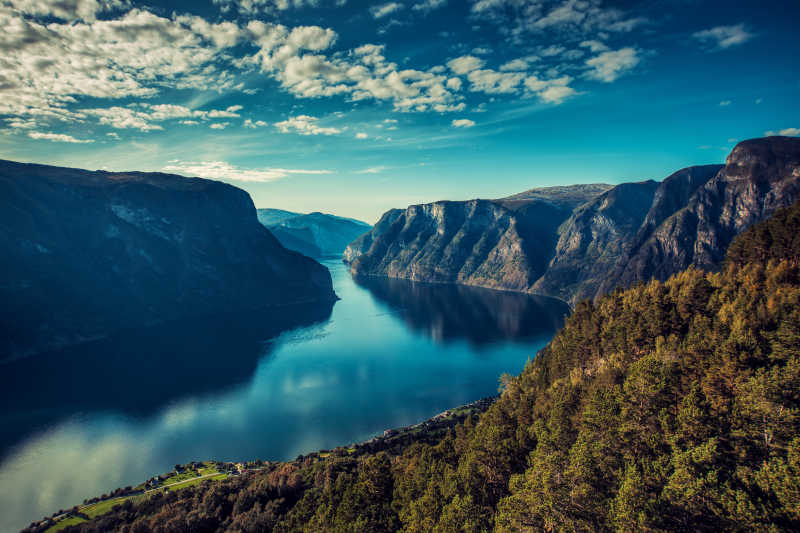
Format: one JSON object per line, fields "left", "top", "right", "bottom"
{"left": 44, "top": 469, "right": 227, "bottom": 532}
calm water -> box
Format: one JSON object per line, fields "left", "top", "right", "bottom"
{"left": 0, "top": 260, "right": 568, "bottom": 532}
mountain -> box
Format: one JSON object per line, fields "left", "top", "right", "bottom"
{"left": 36, "top": 199, "right": 800, "bottom": 532}
{"left": 346, "top": 137, "right": 800, "bottom": 305}
{"left": 597, "top": 136, "right": 800, "bottom": 295}
{"left": 533, "top": 164, "right": 723, "bottom": 302}
{"left": 0, "top": 160, "right": 335, "bottom": 360}
{"left": 258, "top": 208, "right": 371, "bottom": 258}
{"left": 344, "top": 184, "right": 612, "bottom": 293}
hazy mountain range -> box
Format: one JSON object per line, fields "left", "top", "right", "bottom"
{"left": 257, "top": 209, "right": 371, "bottom": 259}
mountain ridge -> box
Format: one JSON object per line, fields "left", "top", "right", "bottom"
{"left": 0, "top": 159, "right": 336, "bottom": 360}
{"left": 258, "top": 208, "right": 371, "bottom": 258}
{"left": 346, "top": 137, "right": 800, "bottom": 305}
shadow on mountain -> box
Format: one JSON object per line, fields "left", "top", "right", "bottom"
{"left": 354, "top": 275, "right": 570, "bottom": 347}
{"left": 0, "top": 300, "right": 334, "bottom": 456}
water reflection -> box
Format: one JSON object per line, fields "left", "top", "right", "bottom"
{"left": 0, "top": 261, "right": 567, "bottom": 532}
{"left": 0, "top": 302, "right": 334, "bottom": 461}
{"left": 354, "top": 275, "right": 570, "bottom": 346}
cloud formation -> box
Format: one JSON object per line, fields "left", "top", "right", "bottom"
{"left": 470, "top": 0, "right": 646, "bottom": 40}
{"left": 452, "top": 118, "right": 475, "bottom": 128}
{"left": 765, "top": 128, "right": 800, "bottom": 137}
{"left": 371, "top": 2, "right": 403, "bottom": 18}
{"left": 585, "top": 47, "right": 640, "bottom": 82}
{"left": 162, "top": 160, "right": 332, "bottom": 182}
{"left": 28, "top": 131, "right": 94, "bottom": 143}
{"left": 693, "top": 23, "right": 754, "bottom": 50}
{"left": 274, "top": 115, "right": 343, "bottom": 135}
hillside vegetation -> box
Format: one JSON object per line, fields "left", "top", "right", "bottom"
{"left": 41, "top": 201, "right": 800, "bottom": 532}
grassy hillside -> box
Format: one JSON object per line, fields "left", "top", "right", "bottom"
{"left": 35, "top": 201, "right": 800, "bottom": 532}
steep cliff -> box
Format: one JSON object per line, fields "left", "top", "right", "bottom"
{"left": 0, "top": 160, "right": 336, "bottom": 360}
{"left": 344, "top": 185, "right": 611, "bottom": 292}
{"left": 257, "top": 209, "right": 371, "bottom": 258}
{"left": 534, "top": 164, "right": 723, "bottom": 302}
{"left": 599, "top": 137, "right": 800, "bottom": 296}
{"left": 345, "top": 137, "right": 800, "bottom": 305}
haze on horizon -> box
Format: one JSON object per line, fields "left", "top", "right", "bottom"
{"left": 0, "top": 0, "right": 797, "bottom": 223}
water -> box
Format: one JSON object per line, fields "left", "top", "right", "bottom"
{"left": 0, "top": 260, "right": 569, "bottom": 532}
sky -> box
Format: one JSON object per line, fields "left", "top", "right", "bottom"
{"left": 0, "top": 0, "right": 797, "bottom": 223}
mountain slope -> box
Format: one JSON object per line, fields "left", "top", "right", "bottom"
{"left": 258, "top": 209, "right": 371, "bottom": 258}
{"left": 344, "top": 184, "right": 612, "bottom": 293}
{"left": 40, "top": 199, "right": 800, "bottom": 533}
{"left": 0, "top": 160, "right": 335, "bottom": 360}
{"left": 345, "top": 137, "right": 800, "bottom": 305}
{"left": 534, "top": 164, "right": 724, "bottom": 302}
{"left": 599, "top": 136, "right": 800, "bottom": 296}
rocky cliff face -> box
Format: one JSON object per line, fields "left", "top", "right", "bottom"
{"left": 595, "top": 137, "right": 800, "bottom": 298}
{"left": 0, "top": 160, "right": 335, "bottom": 360}
{"left": 345, "top": 137, "right": 800, "bottom": 305}
{"left": 344, "top": 185, "right": 611, "bottom": 292}
{"left": 257, "top": 209, "right": 371, "bottom": 258}
{"left": 534, "top": 164, "right": 724, "bottom": 302}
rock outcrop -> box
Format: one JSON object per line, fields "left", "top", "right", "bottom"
{"left": 344, "top": 185, "right": 611, "bottom": 293}
{"left": 345, "top": 137, "right": 800, "bottom": 305}
{"left": 599, "top": 137, "right": 800, "bottom": 295}
{"left": 257, "top": 209, "right": 371, "bottom": 258}
{"left": 534, "top": 164, "right": 723, "bottom": 302}
{"left": 0, "top": 160, "right": 336, "bottom": 360}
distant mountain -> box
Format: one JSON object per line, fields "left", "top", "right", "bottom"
{"left": 0, "top": 160, "right": 336, "bottom": 360}
{"left": 343, "top": 184, "right": 611, "bottom": 293}
{"left": 345, "top": 137, "right": 800, "bottom": 305}
{"left": 258, "top": 208, "right": 371, "bottom": 258}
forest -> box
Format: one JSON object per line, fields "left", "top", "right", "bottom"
{"left": 35, "top": 199, "right": 800, "bottom": 532}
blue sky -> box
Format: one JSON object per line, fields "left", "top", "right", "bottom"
{"left": 0, "top": 0, "right": 797, "bottom": 223}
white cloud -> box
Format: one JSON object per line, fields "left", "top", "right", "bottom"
{"left": 765, "top": 128, "right": 800, "bottom": 137}
{"left": 212, "top": 0, "right": 329, "bottom": 15}
{"left": 209, "top": 122, "right": 229, "bottom": 129}
{"left": 79, "top": 103, "right": 243, "bottom": 131}
{"left": 0, "top": 7, "right": 246, "bottom": 122}
{"left": 499, "top": 58, "right": 529, "bottom": 71}
{"left": 446, "top": 77, "right": 462, "bottom": 91}
{"left": 585, "top": 47, "right": 640, "bottom": 82}
{"left": 5, "top": 118, "right": 37, "bottom": 129}
{"left": 245, "top": 27, "right": 464, "bottom": 112}
{"left": 447, "top": 55, "right": 485, "bottom": 75}
{"left": 356, "top": 166, "right": 387, "bottom": 173}
{"left": 8, "top": 0, "right": 127, "bottom": 21}
{"left": 28, "top": 131, "right": 94, "bottom": 143}
{"left": 580, "top": 39, "right": 609, "bottom": 53}
{"left": 538, "top": 84, "right": 576, "bottom": 104}
{"left": 412, "top": 0, "right": 446, "bottom": 12}
{"left": 370, "top": 2, "right": 403, "bottom": 18}
{"left": 243, "top": 119, "right": 268, "bottom": 128}
{"left": 467, "top": 69, "right": 525, "bottom": 94}
{"left": 719, "top": 100, "right": 731, "bottom": 107}
{"left": 82, "top": 107, "right": 163, "bottom": 131}
{"left": 162, "top": 160, "right": 332, "bottom": 183}
{"left": 523, "top": 74, "right": 575, "bottom": 104}
{"left": 693, "top": 23, "right": 754, "bottom": 50}
{"left": 355, "top": 132, "right": 368, "bottom": 139}
{"left": 471, "top": 0, "right": 646, "bottom": 38}
{"left": 452, "top": 118, "right": 475, "bottom": 128}
{"left": 274, "top": 115, "right": 342, "bottom": 135}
